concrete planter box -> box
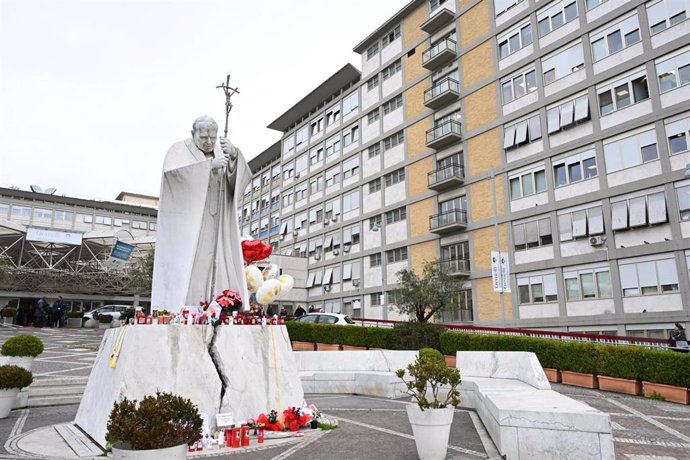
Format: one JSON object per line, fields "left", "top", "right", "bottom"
{"left": 444, "top": 355, "right": 456, "bottom": 367}
{"left": 291, "top": 341, "right": 315, "bottom": 351}
{"left": 66, "top": 318, "right": 83, "bottom": 328}
{"left": 561, "top": 371, "right": 598, "bottom": 389}
{"left": 112, "top": 442, "right": 187, "bottom": 459}
{"left": 598, "top": 376, "right": 642, "bottom": 395}
{"left": 341, "top": 345, "right": 367, "bottom": 351}
{"left": 316, "top": 343, "right": 340, "bottom": 351}
{"left": 543, "top": 368, "right": 561, "bottom": 383}
{"left": 643, "top": 381, "right": 690, "bottom": 404}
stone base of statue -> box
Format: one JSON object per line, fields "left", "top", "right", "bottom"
{"left": 75, "top": 324, "right": 304, "bottom": 448}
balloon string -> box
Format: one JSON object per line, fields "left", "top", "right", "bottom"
{"left": 109, "top": 325, "right": 128, "bottom": 369}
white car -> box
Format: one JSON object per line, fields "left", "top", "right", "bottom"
{"left": 293, "top": 313, "right": 356, "bottom": 325}
{"left": 82, "top": 305, "right": 129, "bottom": 321}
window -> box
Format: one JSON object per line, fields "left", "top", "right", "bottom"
{"left": 369, "top": 214, "right": 382, "bottom": 230}
{"left": 366, "top": 42, "right": 379, "bottom": 60}
{"left": 382, "top": 59, "right": 402, "bottom": 81}
{"left": 564, "top": 268, "right": 613, "bottom": 300}
{"left": 342, "top": 190, "right": 360, "bottom": 213}
{"left": 282, "top": 190, "right": 293, "bottom": 207}
{"left": 325, "top": 135, "right": 341, "bottom": 157}
{"left": 343, "top": 225, "right": 361, "bottom": 246}
{"left": 295, "top": 154, "right": 308, "bottom": 176}
{"left": 547, "top": 94, "right": 590, "bottom": 134}
{"left": 252, "top": 177, "right": 261, "bottom": 191}
{"left": 498, "top": 21, "right": 533, "bottom": 59}
{"left": 603, "top": 128, "right": 658, "bottom": 173}
{"left": 666, "top": 114, "right": 690, "bottom": 155}
{"left": 509, "top": 167, "right": 547, "bottom": 199}
{"left": 283, "top": 162, "right": 294, "bottom": 180}
{"left": 494, "top": 0, "right": 527, "bottom": 17}
{"left": 310, "top": 117, "right": 324, "bottom": 136}
{"left": 675, "top": 184, "right": 690, "bottom": 220}
{"left": 590, "top": 14, "right": 641, "bottom": 62}
{"left": 586, "top": 0, "right": 607, "bottom": 10}
{"left": 367, "top": 109, "right": 380, "bottom": 124}
{"left": 439, "top": 289, "right": 473, "bottom": 322}
{"left": 503, "top": 114, "right": 542, "bottom": 149}
{"left": 542, "top": 43, "right": 584, "bottom": 85}
{"left": 262, "top": 172, "right": 270, "bottom": 186}
{"left": 326, "top": 105, "right": 341, "bottom": 126}
{"left": 656, "top": 50, "right": 690, "bottom": 93}
{"left": 370, "top": 253, "right": 382, "bottom": 268}
{"left": 382, "top": 95, "right": 403, "bottom": 115}
{"left": 647, "top": 0, "right": 689, "bottom": 35}
{"left": 370, "top": 293, "right": 384, "bottom": 306}
{"left": 271, "top": 164, "right": 281, "bottom": 178}
{"left": 324, "top": 198, "right": 341, "bottom": 221}
{"left": 343, "top": 92, "right": 359, "bottom": 115}
{"left": 558, "top": 205, "right": 604, "bottom": 241}
{"left": 513, "top": 217, "right": 552, "bottom": 250}
{"left": 33, "top": 208, "right": 52, "bottom": 220}
{"left": 597, "top": 70, "right": 649, "bottom": 115}
{"left": 342, "top": 261, "right": 361, "bottom": 281}
{"left": 308, "top": 207, "right": 324, "bottom": 225}
{"left": 309, "top": 175, "right": 324, "bottom": 193}
{"left": 310, "top": 147, "right": 324, "bottom": 165}
{"left": 343, "top": 155, "right": 360, "bottom": 179}
{"left": 619, "top": 257, "right": 679, "bottom": 296}
{"left": 384, "top": 168, "right": 405, "bottom": 186}
{"left": 76, "top": 213, "right": 92, "bottom": 223}
{"left": 537, "top": 0, "right": 578, "bottom": 37}
{"left": 343, "top": 125, "right": 360, "bottom": 147}
{"left": 294, "top": 212, "right": 307, "bottom": 230}
{"left": 271, "top": 191, "right": 280, "bottom": 210}
{"left": 553, "top": 149, "right": 597, "bottom": 187}
{"left": 381, "top": 25, "right": 400, "bottom": 48}
{"left": 441, "top": 242, "right": 470, "bottom": 269}
{"left": 387, "top": 247, "right": 408, "bottom": 263}
{"left": 383, "top": 131, "right": 404, "bottom": 150}
{"left": 501, "top": 68, "right": 537, "bottom": 104}
{"left": 306, "top": 269, "right": 323, "bottom": 287}
{"left": 283, "top": 135, "right": 295, "bottom": 155}
{"left": 294, "top": 182, "right": 308, "bottom": 201}
{"left": 369, "top": 178, "right": 382, "bottom": 193}
{"left": 295, "top": 126, "right": 308, "bottom": 147}
{"left": 385, "top": 207, "right": 407, "bottom": 224}
{"left": 367, "top": 76, "right": 380, "bottom": 92}
{"left": 324, "top": 230, "right": 341, "bottom": 251}
{"left": 517, "top": 273, "right": 558, "bottom": 304}
{"left": 611, "top": 191, "right": 668, "bottom": 231}
{"left": 368, "top": 143, "right": 381, "bottom": 158}
{"left": 439, "top": 196, "right": 465, "bottom": 214}
{"left": 54, "top": 210, "right": 73, "bottom": 222}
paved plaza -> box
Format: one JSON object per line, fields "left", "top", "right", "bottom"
{"left": 0, "top": 326, "right": 688, "bottom": 459}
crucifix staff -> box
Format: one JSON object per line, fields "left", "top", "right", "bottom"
{"left": 216, "top": 74, "right": 240, "bottom": 138}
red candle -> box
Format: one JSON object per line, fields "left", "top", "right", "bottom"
{"left": 258, "top": 426, "right": 265, "bottom": 443}
{"left": 241, "top": 426, "right": 250, "bottom": 446}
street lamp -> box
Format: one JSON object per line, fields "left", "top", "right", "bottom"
{"left": 371, "top": 220, "right": 387, "bottom": 319}
{"left": 684, "top": 164, "right": 690, "bottom": 177}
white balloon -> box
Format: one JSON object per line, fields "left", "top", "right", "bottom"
{"left": 262, "top": 264, "right": 280, "bottom": 280}
{"left": 256, "top": 278, "right": 282, "bottom": 305}
{"left": 278, "top": 274, "right": 295, "bottom": 295}
{"left": 244, "top": 265, "right": 264, "bottom": 293}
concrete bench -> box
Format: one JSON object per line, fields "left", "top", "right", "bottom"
{"left": 457, "top": 351, "right": 614, "bottom": 460}
{"left": 294, "top": 350, "right": 417, "bottom": 398}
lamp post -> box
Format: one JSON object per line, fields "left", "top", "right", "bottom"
{"left": 371, "top": 220, "right": 387, "bottom": 320}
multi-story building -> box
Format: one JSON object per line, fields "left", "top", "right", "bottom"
{"left": 240, "top": 0, "right": 690, "bottom": 338}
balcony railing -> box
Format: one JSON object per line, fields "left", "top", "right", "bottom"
{"left": 428, "top": 163, "right": 464, "bottom": 190}
{"left": 424, "top": 77, "right": 460, "bottom": 109}
{"left": 426, "top": 119, "right": 462, "bottom": 150}
{"left": 422, "top": 38, "right": 457, "bottom": 70}
{"left": 429, "top": 209, "right": 467, "bottom": 233}
{"left": 440, "top": 258, "right": 470, "bottom": 276}
{"left": 420, "top": 7, "right": 455, "bottom": 34}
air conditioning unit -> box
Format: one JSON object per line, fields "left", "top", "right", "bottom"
{"left": 279, "top": 235, "right": 285, "bottom": 241}
{"left": 352, "top": 279, "right": 360, "bottom": 287}
{"left": 314, "top": 253, "right": 322, "bottom": 261}
{"left": 589, "top": 235, "right": 606, "bottom": 246}
{"left": 333, "top": 249, "right": 340, "bottom": 256}
{"left": 324, "top": 220, "right": 330, "bottom": 226}
{"left": 294, "top": 172, "right": 300, "bottom": 178}
{"left": 331, "top": 216, "right": 338, "bottom": 222}
{"left": 343, "top": 244, "right": 351, "bottom": 253}
{"left": 324, "top": 285, "right": 332, "bottom": 292}
{"left": 293, "top": 230, "right": 299, "bottom": 237}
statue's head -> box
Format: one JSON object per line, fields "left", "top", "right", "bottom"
{"left": 191, "top": 115, "right": 219, "bottom": 154}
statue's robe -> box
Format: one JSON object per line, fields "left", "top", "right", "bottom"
{"left": 151, "top": 138, "right": 250, "bottom": 309}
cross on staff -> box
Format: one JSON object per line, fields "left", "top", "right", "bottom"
{"left": 216, "top": 74, "right": 240, "bottom": 138}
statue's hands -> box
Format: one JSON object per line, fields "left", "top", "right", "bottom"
{"left": 211, "top": 155, "right": 228, "bottom": 170}
{"left": 220, "top": 137, "right": 239, "bottom": 174}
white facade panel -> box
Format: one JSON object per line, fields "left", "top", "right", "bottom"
{"left": 362, "top": 154, "right": 381, "bottom": 179}
{"left": 599, "top": 100, "right": 653, "bottom": 131}
{"left": 382, "top": 73, "right": 403, "bottom": 99}
{"left": 593, "top": 43, "right": 643, "bottom": 75}
{"left": 651, "top": 20, "right": 690, "bottom": 49}
{"left": 383, "top": 109, "right": 404, "bottom": 133}
{"left": 506, "top": 140, "right": 544, "bottom": 163}
{"left": 363, "top": 191, "right": 382, "bottom": 214}
{"left": 383, "top": 144, "right": 405, "bottom": 169}
{"left": 362, "top": 53, "right": 380, "bottom": 79}
{"left": 363, "top": 226, "right": 382, "bottom": 251}
{"left": 660, "top": 84, "right": 690, "bottom": 109}
{"left": 566, "top": 299, "right": 615, "bottom": 316}
{"left": 622, "top": 293, "right": 682, "bottom": 313}
{"left": 607, "top": 161, "right": 662, "bottom": 188}
{"left": 514, "top": 246, "right": 554, "bottom": 265}
{"left": 614, "top": 224, "right": 672, "bottom": 248}
{"left": 496, "top": 1, "right": 529, "bottom": 27}
{"left": 586, "top": 0, "right": 629, "bottom": 23}
{"left": 381, "top": 40, "right": 402, "bottom": 64}
{"left": 670, "top": 150, "right": 690, "bottom": 172}
{"left": 384, "top": 182, "right": 406, "bottom": 206}
{"left": 499, "top": 44, "right": 534, "bottom": 71}
{"left": 386, "top": 221, "right": 407, "bottom": 244}
{"left": 544, "top": 71, "right": 587, "bottom": 98}
{"left": 554, "top": 179, "right": 600, "bottom": 201}
{"left": 518, "top": 303, "right": 560, "bottom": 319}
{"left": 560, "top": 239, "right": 603, "bottom": 258}
{"left": 502, "top": 91, "right": 539, "bottom": 116}
{"left": 549, "top": 122, "right": 593, "bottom": 148}
{"left": 538, "top": 19, "right": 580, "bottom": 49}
{"left": 362, "top": 122, "right": 381, "bottom": 145}
{"left": 510, "top": 191, "right": 549, "bottom": 212}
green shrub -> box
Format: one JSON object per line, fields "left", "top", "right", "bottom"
{"left": 1, "top": 334, "right": 44, "bottom": 357}
{"left": 106, "top": 391, "right": 202, "bottom": 450}
{"left": 285, "top": 321, "right": 314, "bottom": 343}
{"left": 640, "top": 349, "right": 690, "bottom": 387}
{"left": 419, "top": 347, "right": 445, "bottom": 364}
{"left": 391, "top": 322, "right": 444, "bottom": 351}
{"left": 0, "top": 365, "right": 32, "bottom": 389}
{"left": 1, "top": 307, "right": 17, "bottom": 318}
{"left": 366, "top": 327, "right": 396, "bottom": 349}
{"left": 396, "top": 350, "right": 461, "bottom": 410}
{"left": 343, "top": 325, "right": 369, "bottom": 347}
{"left": 597, "top": 345, "right": 646, "bottom": 381}
{"left": 311, "top": 324, "right": 345, "bottom": 344}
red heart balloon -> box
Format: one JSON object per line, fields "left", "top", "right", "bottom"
{"left": 241, "top": 240, "right": 272, "bottom": 264}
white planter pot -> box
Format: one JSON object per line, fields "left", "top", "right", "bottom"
{"left": 112, "top": 442, "right": 188, "bottom": 460}
{"left": 2, "top": 317, "right": 14, "bottom": 325}
{"left": 405, "top": 405, "right": 454, "bottom": 460}
{"left": 8, "top": 356, "right": 33, "bottom": 372}
{"left": 67, "top": 318, "right": 83, "bottom": 328}
{"left": 83, "top": 319, "right": 99, "bottom": 329}
{"left": 0, "top": 388, "right": 20, "bottom": 419}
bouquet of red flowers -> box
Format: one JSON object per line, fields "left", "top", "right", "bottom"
{"left": 215, "top": 289, "right": 242, "bottom": 308}
{"left": 282, "top": 406, "right": 311, "bottom": 432}
{"left": 256, "top": 410, "right": 284, "bottom": 431}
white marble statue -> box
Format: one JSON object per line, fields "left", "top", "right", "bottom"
{"left": 151, "top": 115, "right": 250, "bottom": 309}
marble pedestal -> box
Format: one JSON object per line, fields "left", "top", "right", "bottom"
{"left": 75, "top": 325, "right": 304, "bottom": 448}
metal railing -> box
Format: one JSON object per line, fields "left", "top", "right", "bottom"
{"left": 429, "top": 209, "right": 467, "bottom": 230}
{"left": 426, "top": 119, "right": 462, "bottom": 144}
{"left": 424, "top": 77, "right": 460, "bottom": 103}
{"left": 422, "top": 37, "right": 457, "bottom": 64}
{"left": 428, "top": 163, "right": 464, "bottom": 186}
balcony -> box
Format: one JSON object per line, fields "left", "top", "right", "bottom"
{"left": 420, "top": 8, "right": 455, "bottom": 34}
{"left": 426, "top": 120, "right": 462, "bottom": 150}
{"left": 422, "top": 38, "right": 457, "bottom": 70}
{"left": 440, "top": 258, "right": 470, "bottom": 277}
{"left": 424, "top": 77, "right": 460, "bottom": 109}
{"left": 428, "top": 163, "right": 465, "bottom": 191}
{"left": 429, "top": 209, "right": 467, "bottom": 234}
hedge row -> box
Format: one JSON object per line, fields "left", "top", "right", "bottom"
{"left": 286, "top": 322, "right": 690, "bottom": 388}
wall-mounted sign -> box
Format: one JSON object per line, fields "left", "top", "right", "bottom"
{"left": 26, "top": 228, "right": 82, "bottom": 246}
{"left": 111, "top": 240, "right": 135, "bottom": 261}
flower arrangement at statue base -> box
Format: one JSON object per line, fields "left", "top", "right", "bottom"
{"left": 254, "top": 405, "right": 319, "bottom": 432}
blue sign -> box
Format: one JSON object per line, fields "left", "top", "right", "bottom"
{"left": 111, "top": 240, "right": 135, "bottom": 261}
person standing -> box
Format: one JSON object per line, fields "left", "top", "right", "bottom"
{"left": 51, "top": 296, "right": 65, "bottom": 328}
{"left": 670, "top": 323, "right": 688, "bottom": 351}
{"left": 34, "top": 297, "right": 48, "bottom": 328}
{"left": 294, "top": 306, "right": 306, "bottom": 317}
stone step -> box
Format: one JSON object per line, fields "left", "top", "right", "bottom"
{"left": 29, "top": 385, "right": 86, "bottom": 398}
{"left": 28, "top": 394, "right": 83, "bottom": 407}
{"left": 32, "top": 376, "right": 89, "bottom": 387}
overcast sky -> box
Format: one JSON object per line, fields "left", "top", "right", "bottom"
{"left": 0, "top": 0, "right": 403, "bottom": 200}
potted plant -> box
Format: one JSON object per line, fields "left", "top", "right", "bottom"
{"left": 98, "top": 314, "right": 113, "bottom": 329}
{"left": 106, "top": 391, "right": 203, "bottom": 459}
{"left": 67, "top": 310, "right": 84, "bottom": 328}
{"left": 0, "top": 365, "right": 32, "bottom": 418}
{"left": 1, "top": 307, "right": 17, "bottom": 325}
{"left": 397, "top": 348, "right": 461, "bottom": 460}
{"left": 1, "top": 334, "right": 44, "bottom": 371}
{"left": 158, "top": 309, "right": 172, "bottom": 325}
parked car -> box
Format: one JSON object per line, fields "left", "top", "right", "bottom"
{"left": 82, "top": 305, "right": 129, "bottom": 322}
{"left": 293, "top": 313, "right": 356, "bottom": 325}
